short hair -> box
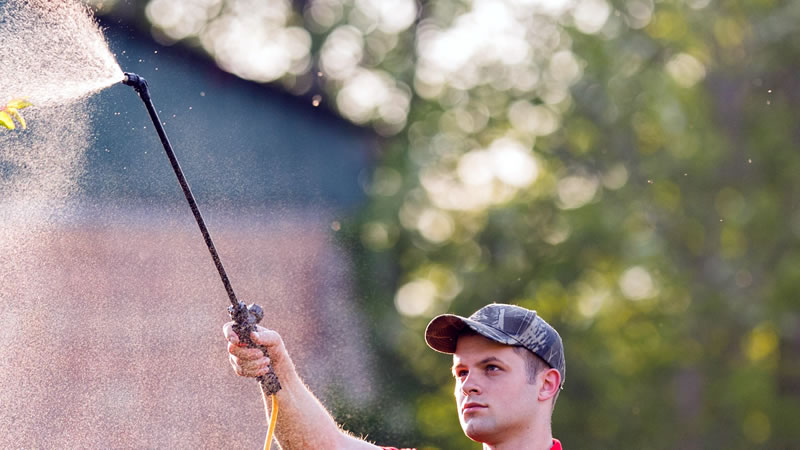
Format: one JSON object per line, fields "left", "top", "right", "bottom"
{"left": 511, "top": 345, "right": 551, "bottom": 383}
{"left": 512, "top": 345, "right": 561, "bottom": 408}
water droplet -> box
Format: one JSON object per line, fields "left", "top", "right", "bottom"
{"left": 154, "top": 50, "right": 158, "bottom": 54}
{"left": 317, "top": 71, "right": 323, "bottom": 77}
{"left": 331, "top": 221, "right": 341, "bottom": 231}
{"left": 188, "top": 106, "right": 192, "bottom": 110}
{"left": 766, "top": 100, "right": 771, "bottom": 105}
{"left": 200, "top": 91, "right": 206, "bottom": 97}
{"left": 748, "top": 158, "right": 752, "bottom": 163}
{"left": 312, "top": 95, "right": 322, "bottom": 107}
{"left": 767, "top": 89, "right": 772, "bottom": 93}
{"left": 647, "top": 179, "right": 653, "bottom": 184}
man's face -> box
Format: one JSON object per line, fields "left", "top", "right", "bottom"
{"left": 452, "top": 334, "right": 541, "bottom": 444}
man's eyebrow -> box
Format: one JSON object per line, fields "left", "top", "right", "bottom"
{"left": 451, "top": 356, "right": 504, "bottom": 373}
{"left": 477, "top": 356, "right": 503, "bottom": 366}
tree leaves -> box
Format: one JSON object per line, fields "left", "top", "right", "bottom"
{"left": 0, "top": 98, "right": 32, "bottom": 130}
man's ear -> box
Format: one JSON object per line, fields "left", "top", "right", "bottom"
{"left": 538, "top": 368, "right": 561, "bottom": 402}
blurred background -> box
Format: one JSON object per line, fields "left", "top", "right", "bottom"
{"left": 2, "top": 0, "right": 800, "bottom": 448}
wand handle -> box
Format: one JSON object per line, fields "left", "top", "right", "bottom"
{"left": 229, "top": 302, "right": 282, "bottom": 396}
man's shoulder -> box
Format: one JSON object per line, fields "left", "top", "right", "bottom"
{"left": 381, "top": 441, "right": 560, "bottom": 450}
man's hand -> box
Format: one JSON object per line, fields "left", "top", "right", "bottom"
{"left": 223, "top": 323, "right": 291, "bottom": 380}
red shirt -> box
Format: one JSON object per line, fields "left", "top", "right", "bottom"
{"left": 383, "top": 439, "right": 562, "bottom": 450}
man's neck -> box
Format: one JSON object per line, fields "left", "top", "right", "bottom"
{"left": 480, "top": 424, "right": 553, "bottom": 450}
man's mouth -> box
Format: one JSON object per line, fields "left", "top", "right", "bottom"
{"left": 461, "top": 402, "right": 488, "bottom": 414}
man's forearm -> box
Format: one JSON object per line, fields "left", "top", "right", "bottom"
{"left": 225, "top": 324, "right": 379, "bottom": 450}
{"left": 263, "top": 368, "right": 379, "bottom": 450}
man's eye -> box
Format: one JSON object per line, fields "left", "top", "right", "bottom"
{"left": 486, "top": 365, "right": 500, "bottom": 372}
{"left": 456, "top": 370, "right": 469, "bottom": 378}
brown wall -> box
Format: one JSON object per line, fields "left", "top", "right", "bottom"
{"left": 0, "top": 212, "right": 374, "bottom": 448}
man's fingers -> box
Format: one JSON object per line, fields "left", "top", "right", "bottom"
{"left": 229, "top": 354, "right": 271, "bottom": 378}
{"left": 229, "top": 349, "right": 271, "bottom": 367}
{"left": 230, "top": 355, "right": 245, "bottom": 376}
{"left": 223, "top": 322, "right": 240, "bottom": 344}
{"left": 227, "top": 341, "right": 267, "bottom": 360}
{"left": 250, "top": 325, "right": 282, "bottom": 348}
{"left": 224, "top": 322, "right": 280, "bottom": 349}
{"left": 224, "top": 321, "right": 287, "bottom": 379}
{"left": 239, "top": 356, "right": 270, "bottom": 373}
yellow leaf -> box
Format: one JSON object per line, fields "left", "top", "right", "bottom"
{"left": 6, "top": 98, "right": 32, "bottom": 110}
{"left": 0, "top": 111, "right": 15, "bottom": 130}
{"left": 8, "top": 109, "right": 26, "bottom": 129}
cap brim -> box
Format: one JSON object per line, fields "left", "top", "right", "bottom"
{"left": 425, "top": 314, "right": 522, "bottom": 354}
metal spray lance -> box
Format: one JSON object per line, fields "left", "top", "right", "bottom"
{"left": 120, "top": 72, "right": 282, "bottom": 399}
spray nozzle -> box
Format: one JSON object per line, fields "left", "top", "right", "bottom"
{"left": 122, "top": 72, "right": 150, "bottom": 100}
{"left": 228, "top": 301, "right": 264, "bottom": 327}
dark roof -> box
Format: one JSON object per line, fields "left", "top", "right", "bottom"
{"left": 84, "top": 17, "right": 376, "bottom": 210}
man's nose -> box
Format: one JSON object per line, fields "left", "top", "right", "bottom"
{"left": 461, "top": 374, "right": 482, "bottom": 395}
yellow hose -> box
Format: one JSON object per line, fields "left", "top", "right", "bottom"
{"left": 264, "top": 395, "right": 278, "bottom": 450}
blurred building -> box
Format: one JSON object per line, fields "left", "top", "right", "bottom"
{"left": 0, "top": 16, "right": 377, "bottom": 448}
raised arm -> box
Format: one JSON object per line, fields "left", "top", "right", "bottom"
{"left": 224, "top": 323, "right": 381, "bottom": 450}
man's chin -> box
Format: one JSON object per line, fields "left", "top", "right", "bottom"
{"left": 461, "top": 418, "right": 497, "bottom": 443}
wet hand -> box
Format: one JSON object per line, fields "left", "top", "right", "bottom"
{"left": 223, "top": 322, "right": 287, "bottom": 378}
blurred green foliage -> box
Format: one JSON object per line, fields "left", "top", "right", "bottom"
{"left": 108, "top": 0, "right": 800, "bottom": 447}
{"left": 352, "top": 1, "right": 800, "bottom": 448}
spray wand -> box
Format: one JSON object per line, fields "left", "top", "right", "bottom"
{"left": 121, "top": 72, "right": 280, "bottom": 447}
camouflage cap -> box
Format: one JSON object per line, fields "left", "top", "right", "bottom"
{"left": 425, "top": 303, "right": 565, "bottom": 386}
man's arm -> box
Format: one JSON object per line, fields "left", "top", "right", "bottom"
{"left": 224, "top": 323, "right": 380, "bottom": 450}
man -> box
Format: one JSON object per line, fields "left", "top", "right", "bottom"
{"left": 224, "top": 303, "right": 565, "bottom": 449}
